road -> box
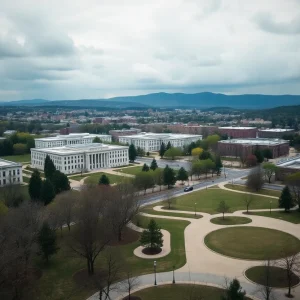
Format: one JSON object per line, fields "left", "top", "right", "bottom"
{"left": 233, "top": 179, "right": 284, "bottom": 191}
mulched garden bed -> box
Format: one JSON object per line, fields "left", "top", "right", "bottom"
{"left": 142, "top": 247, "right": 162, "bottom": 255}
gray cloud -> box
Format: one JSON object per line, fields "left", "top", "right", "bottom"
{"left": 254, "top": 12, "right": 300, "bottom": 35}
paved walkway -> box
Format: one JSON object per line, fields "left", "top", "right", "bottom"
{"left": 87, "top": 181, "right": 300, "bottom": 300}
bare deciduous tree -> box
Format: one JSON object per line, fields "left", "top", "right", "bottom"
{"left": 69, "top": 185, "right": 113, "bottom": 275}
{"left": 255, "top": 259, "right": 275, "bottom": 300}
{"left": 166, "top": 189, "right": 173, "bottom": 209}
{"left": 1, "top": 179, "right": 24, "bottom": 207}
{"left": 107, "top": 183, "right": 139, "bottom": 242}
{"left": 246, "top": 166, "right": 264, "bottom": 192}
{"left": 277, "top": 252, "right": 300, "bottom": 298}
{"left": 244, "top": 193, "right": 253, "bottom": 214}
{"left": 120, "top": 268, "right": 139, "bottom": 300}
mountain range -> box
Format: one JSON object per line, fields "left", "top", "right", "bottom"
{"left": 1, "top": 92, "right": 300, "bottom": 109}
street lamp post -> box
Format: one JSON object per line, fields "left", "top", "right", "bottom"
{"left": 154, "top": 261, "right": 157, "bottom": 285}
{"left": 194, "top": 202, "right": 197, "bottom": 217}
{"left": 270, "top": 200, "right": 272, "bottom": 215}
{"left": 172, "top": 265, "right": 175, "bottom": 284}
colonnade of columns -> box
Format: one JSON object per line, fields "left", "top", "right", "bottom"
{"left": 86, "top": 152, "right": 109, "bottom": 170}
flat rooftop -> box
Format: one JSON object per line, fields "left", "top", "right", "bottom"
{"left": 276, "top": 155, "right": 300, "bottom": 169}
{"left": 219, "top": 126, "right": 257, "bottom": 130}
{"left": 0, "top": 158, "right": 22, "bottom": 168}
{"left": 35, "top": 133, "right": 110, "bottom": 142}
{"left": 259, "top": 128, "right": 294, "bottom": 132}
{"left": 120, "top": 133, "right": 202, "bottom": 140}
{"left": 31, "top": 143, "right": 128, "bottom": 155}
{"left": 219, "top": 138, "right": 288, "bottom": 146}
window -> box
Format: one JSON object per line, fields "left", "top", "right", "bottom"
{"left": 3, "top": 171, "right": 5, "bottom": 177}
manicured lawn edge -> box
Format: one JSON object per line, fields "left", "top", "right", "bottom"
{"left": 210, "top": 216, "right": 252, "bottom": 225}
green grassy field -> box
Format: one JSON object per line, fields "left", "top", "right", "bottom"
{"left": 132, "top": 284, "right": 252, "bottom": 300}
{"left": 113, "top": 165, "right": 144, "bottom": 175}
{"left": 204, "top": 226, "right": 300, "bottom": 260}
{"left": 23, "top": 215, "right": 189, "bottom": 300}
{"left": 245, "top": 266, "right": 299, "bottom": 288}
{"left": 225, "top": 184, "right": 281, "bottom": 197}
{"left": 22, "top": 176, "right": 30, "bottom": 183}
{"left": 1, "top": 154, "right": 31, "bottom": 163}
{"left": 247, "top": 210, "right": 300, "bottom": 224}
{"left": 70, "top": 172, "right": 127, "bottom": 185}
{"left": 145, "top": 188, "right": 275, "bottom": 214}
{"left": 210, "top": 216, "right": 252, "bottom": 225}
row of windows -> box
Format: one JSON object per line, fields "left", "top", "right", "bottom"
{"left": 0, "top": 169, "right": 20, "bottom": 177}
{"left": 0, "top": 177, "right": 21, "bottom": 185}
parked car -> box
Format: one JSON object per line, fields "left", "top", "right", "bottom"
{"left": 184, "top": 186, "right": 193, "bottom": 192}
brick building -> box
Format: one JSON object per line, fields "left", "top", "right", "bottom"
{"left": 218, "top": 138, "right": 289, "bottom": 159}
{"left": 275, "top": 155, "right": 300, "bottom": 180}
{"left": 166, "top": 123, "right": 218, "bottom": 136}
{"left": 218, "top": 127, "right": 257, "bottom": 138}
{"left": 109, "top": 128, "right": 141, "bottom": 142}
{"left": 258, "top": 128, "right": 295, "bottom": 139}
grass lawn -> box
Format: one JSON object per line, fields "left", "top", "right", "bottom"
{"left": 25, "top": 166, "right": 45, "bottom": 176}
{"left": 114, "top": 166, "right": 164, "bottom": 176}
{"left": 25, "top": 215, "right": 189, "bottom": 300}
{"left": 141, "top": 206, "right": 202, "bottom": 219}
{"left": 247, "top": 210, "right": 300, "bottom": 224}
{"left": 23, "top": 176, "right": 30, "bottom": 183}
{"left": 225, "top": 184, "right": 281, "bottom": 197}
{"left": 1, "top": 154, "right": 31, "bottom": 163}
{"left": 245, "top": 266, "right": 299, "bottom": 288}
{"left": 210, "top": 216, "right": 252, "bottom": 225}
{"left": 221, "top": 156, "right": 240, "bottom": 162}
{"left": 204, "top": 226, "right": 300, "bottom": 260}
{"left": 151, "top": 189, "right": 275, "bottom": 214}
{"left": 132, "top": 284, "right": 252, "bottom": 300}
{"left": 70, "top": 172, "right": 127, "bottom": 185}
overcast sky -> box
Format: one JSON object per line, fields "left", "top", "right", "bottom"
{"left": 0, "top": 0, "right": 300, "bottom": 101}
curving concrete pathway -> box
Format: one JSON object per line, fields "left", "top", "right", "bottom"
{"left": 87, "top": 182, "right": 300, "bottom": 300}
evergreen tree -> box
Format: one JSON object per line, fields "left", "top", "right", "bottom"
{"left": 140, "top": 219, "right": 163, "bottom": 250}
{"left": 38, "top": 222, "right": 59, "bottom": 263}
{"left": 128, "top": 144, "right": 138, "bottom": 162}
{"left": 28, "top": 169, "right": 42, "bottom": 201}
{"left": 199, "top": 150, "right": 212, "bottom": 160}
{"left": 159, "top": 142, "right": 166, "bottom": 158}
{"left": 150, "top": 158, "right": 158, "bottom": 171}
{"left": 41, "top": 179, "right": 56, "bottom": 205}
{"left": 93, "top": 137, "right": 101, "bottom": 143}
{"left": 262, "top": 148, "right": 273, "bottom": 160}
{"left": 166, "top": 141, "right": 172, "bottom": 150}
{"left": 279, "top": 186, "right": 294, "bottom": 212}
{"left": 214, "top": 155, "right": 223, "bottom": 175}
{"left": 44, "top": 155, "right": 56, "bottom": 178}
{"left": 221, "top": 278, "right": 246, "bottom": 300}
{"left": 254, "top": 148, "right": 264, "bottom": 164}
{"left": 51, "top": 170, "right": 70, "bottom": 194}
{"left": 177, "top": 167, "right": 188, "bottom": 183}
{"left": 99, "top": 174, "right": 110, "bottom": 185}
{"left": 163, "top": 165, "right": 176, "bottom": 189}
{"left": 142, "top": 163, "right": 150, "bottom": 172}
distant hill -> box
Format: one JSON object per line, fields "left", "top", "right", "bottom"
{"left": 1, "top": 92, "right": 300, "bottom": 109}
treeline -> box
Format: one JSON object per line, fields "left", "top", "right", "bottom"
{"left": 79, "top": 123, "right": 130, "bottom": 134}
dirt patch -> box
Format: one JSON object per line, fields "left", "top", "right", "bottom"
{"left": 142, "top": 247, "right": 162, "bottom": 255}
{"left": 108, "top": 226, "right": 140, "bottom": 246}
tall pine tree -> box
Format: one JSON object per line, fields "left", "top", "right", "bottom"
{"left": 41, "top": 179, "right": 56, "bottom": 205}
{"left": 177, "top": 167, "right": 188, "bottom": 184}
{"left": 150, "top": 158, "right": 158, "bottom": 171}
{"left": 44, "top": 155, "right": 56, "bottom": 179}
{"left": 214, "top": 155, "right": 223, "bottom": 175}
{"left": 140, "top": 219, "right": 163, "bottom": 250}
{"left": 128, "top": 144, "right": 138, "bottom": 162}
{"left": 163, "top": 165, "right": 176, "bottom": 189}
{"left": 279, "top": 186, "right": 294, "bottom": 212}
{"left": 159, "top": 142, "right": 166, "bottom": 158}
{"left": 28, "top": 169, "right": 42, "bottom": 201}
{"left": 51, "top": 170, "right": 70, "bottom": 194}
{"left": 166, "top": 141, "right": 172, "bottom": 150}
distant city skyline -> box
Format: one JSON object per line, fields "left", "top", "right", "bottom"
{"left": 1, "top": 0, "right": 300, "bottom": 100}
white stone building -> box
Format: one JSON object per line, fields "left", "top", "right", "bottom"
{"left": 34, "top": 133, "right": 112, "bottom": 148}
{"left": 0, "top": 159, "right": 23, "bottom": 187}
{"left": 31, "top": 143, "right": 129, "bottom": 174}
{"left": 119, "top": 133, "right": 202, "bottom": 152}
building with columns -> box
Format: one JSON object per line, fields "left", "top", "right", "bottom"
{"left": 34, "top": 133, "right": 112, "bottom": 148}
{"left": 119, "top": 132, "right": 202, "bottom": 152}
{"left": 0, "top": 159, "right": 23, "bottom": 187}
{"left": 31, "top": 143, "right": 129, "bottom": 175}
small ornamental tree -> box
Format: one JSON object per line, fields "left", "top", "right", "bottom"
{"left": 199, "top": 150, "right": 212, "bottom": 160}
{"left": 142, "top": 163, "right": 150, "bottom": 172}
{"left": 163, "top": 165, "right": 176, "bottom": 189}
{"left": 191, "top": 147, "right": 203, "bottom": 157}
{"left": 221, "top": 278, "right": 246, "bottom": 300}
{"left": 150, "top": 158, "right": 158, "bottom": 171}
{"left": 128, "top": 144, "right": 138, "bottom": 162}
{"left": 262, "top": 163, "right": 278, "bottom": 183}
{"left": 99, "top": 174, "right": 110, "bottom": 185}
{"left": 140, "top": 219, "right": 163, "bottom": 250}
{"left": 159, "top": 142, "right": 166, "bottom": 158}
{"left": 279, "top": 186, "right": 294, "bottom": 212}
{"left": 38, "top": 222, "right": 59, "bottom": 263}
{"left": 41, "top": 179, "right": 56, "bottom": 205}
{"left": 262, "top": 148, "right": 273, "bottom": 160}
{"left": 164, "top": 147, "right": 182, "bottom": 160}
{"left": 177, "top": 167, "right": 188, "bottom": 184}
{"left": 246, "top": 166, "right": 264, "bottom": 192}
{"left": 217, "top": 200, "right": 230, "bottom": 220}
{"left": 246, "top": 154, "right": 257, "bottom": 167}
{"left": 28, "top": 169, "right": 42, "bottom": 201}
{"left": 44, "top": 155, "right": 56, "bottom": 179}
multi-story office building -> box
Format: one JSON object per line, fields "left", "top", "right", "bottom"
{"left": 258, "top": 128, "right": 295, "bottom": 139}
{"left": 218, "top": 138, "right": 289, "bottom": 159}
{"left": 31, "top": 143, "right": 129, "bottom": 174}
{"left": 0, "top": 159, "right": 23, "bottom": 187}
{"left": 34, "top": 133, "right": 112, "bottom": 148}
{"left": 119, "top": 133, "right": 202, "bottom": 152}
{"left": 218, "top": 127, "right": 257, "bottom": 138}
{"left": 275, "top": 155, "right": 300, "bottom": 180}
{"left": 109, "top": 129, "right": 141, "bottom": 142}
